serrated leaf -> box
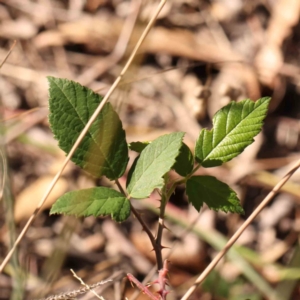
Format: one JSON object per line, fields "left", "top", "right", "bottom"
{"left": 173, "top": 143, "right": 194, "bottom": 176}
{"left": 50, "top": 187, "right": 130, "bottom": 222}
{"left": 128, "top": 141, "right": 150, "bottom": 153}
{"left": 186, "top": 176, "right": 244, "bottom": 213}
{"left": 48, "top": 77, "right": 128, "bottom": 180}
{"left": 127, "top": 132, "right": 184, "bottom": 198}
{"left": 195, "top": 97, "right": 270, "bottom": 167}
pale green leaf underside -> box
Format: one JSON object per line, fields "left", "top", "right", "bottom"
{"left": 48, "top": 77, "right": 128, "bottom": 180}
{"left": 195, "top": 97, "right": 271, "bottom": 167}
{"left": 127, "top": 132, "right": 184, "bottom": 198}
{"left": 50, "top": 187, "right": 130, "bottom": 222}
{"left": 186, "top": 176, "right": 244, "bottom": 213}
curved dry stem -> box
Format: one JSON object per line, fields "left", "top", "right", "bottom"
{"left": 0, "top": 149, "right": 7, "bottom": 201}
{"left": 0, "top": 0, "right": 167, "bottom": 274}
{"left": 0, "top": 40, "right": 16, "bottom": 69}
{"left": 180, "top": 158, "right": 300, "bottom": 300}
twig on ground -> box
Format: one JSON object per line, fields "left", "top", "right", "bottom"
{"left": 5, "top": 108, "right": 48, "bottom": 143}
{"left": 0, "top": 40, "right": 16, "bottom": 69}
{"left": 36, "top": 277, "right": 111, "bottom": 300}
{"left": 127, "top": 273, "right": 159, "bottom": 300}
{"left": 77, "top": 0, "right": 141, "bottom": 86}
{"left": 129, "top": 267, "right": 158, "bottom": 300}
{"left": 71, "top": 269, "right": 105, "bottom": 300}
{"left": 127, "top": 260, "right": 170, "bottom": 300}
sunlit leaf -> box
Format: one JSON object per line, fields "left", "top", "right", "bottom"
{"left": 127, "top": 132, "right": 184, "bottom": 198}
{"left": 195, "top": 98, "right": 270, "bottom": 167}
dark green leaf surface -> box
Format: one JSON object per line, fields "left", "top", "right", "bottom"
{"left": 173, "top": 143, "right": 194, "bottom": 176}
{"left": 186, "top": 176, "right": 244, "bottom": 213}
{"left": 48, "top": 77, "right": 128, "bottom": 180}
{"left": 50, "top": 187, "right": 130, "bottom": 222}
{"left": 195, "top": 97, "right": 270, "bottom": 167}
{"left": 128, "top": 141, "right": 150, "bottom": 153}
{"left": 127, "top": 132, "right": 184, "bottom": 198}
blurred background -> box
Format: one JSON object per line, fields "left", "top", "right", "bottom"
{"left": 0, "top": 0, "right": 300, "bottom": 299}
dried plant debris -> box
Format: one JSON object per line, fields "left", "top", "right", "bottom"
{"left": 1, "top": 1, "right": 300, "bottom": 299}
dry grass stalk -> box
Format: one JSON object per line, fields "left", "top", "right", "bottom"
{"left": 0, "top": 0, "right": 167, "bottom": 274}
{"left": 180, "top": 158, "right": 300, "bottom": 300}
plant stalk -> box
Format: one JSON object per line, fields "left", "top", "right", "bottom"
{"left": 154, "top": 175, "right": 178, "bottom": 270}
{"left": 115, "top": 179, "right": 160, "bottom": 267}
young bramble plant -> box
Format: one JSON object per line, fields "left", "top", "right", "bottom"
{"left": 48, "top": 76, "right": 270, "bottom": 270}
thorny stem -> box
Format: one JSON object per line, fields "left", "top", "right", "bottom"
{"left": 127, "top": 273, "right": 159, "bottom": 300}
{"left": 115, "top": 179, "right": 158, "bottom": 261}
{"left": 127, "top": 260, "right": 170, "bottom": 300}
{"left": 156, "top": 260, "right": 170, "bottom": 300}
{"left": 115, "top": 176, "right": 173, "bottom": 271}
{"left": 154, "top": 166, "right": 197, "bottom": 270}
{"left": 155, "top": 176, "right": 168, "bottom": 270}
{"left": 153, "top": 158, "right": 205, "bottom": 266}
{"left": 130, "top": 204, "right": 157, "bottom": 247}
{"left": 116, "top": 176, "right": 177, "bottom": 271}
{"left": 153, "top": 162, "right": 203, "bottom": 269}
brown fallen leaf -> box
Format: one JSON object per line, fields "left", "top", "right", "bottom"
{"left": 33, "top": 15, "right": 260, "bottom": 101}
{"left": 14, "top": 175, "right": 69, "bottom": 222}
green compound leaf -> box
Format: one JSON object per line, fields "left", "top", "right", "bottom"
{"left": 173, "top": 143, "right": 194, "bottom": 177}
{"left": 127, "top": 132, "right": 184, "bottom": 198}
{"left": 50, "top": 187, "right": 130, "bottom": 222}
{"left": 186, "top": 176, "right": 244, "bottom": 214}
{"left": 48, "top": 77, "right": 128, "bottom": 180}
{"left": 195, "top": 97, "right": 271, "bottom": 168}
{"left": 128, "top": 141, "right": 150, "bottom": 153}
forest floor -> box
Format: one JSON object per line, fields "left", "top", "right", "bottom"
{"left": 1, "top": 0, "right": 300, "bottom": 299}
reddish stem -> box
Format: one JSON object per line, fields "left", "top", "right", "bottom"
{"left": 127, "top": 273, "right": 159, "bottom": 300}
{"left": 127, "top": 260, "right": 170, "bottom": 300}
